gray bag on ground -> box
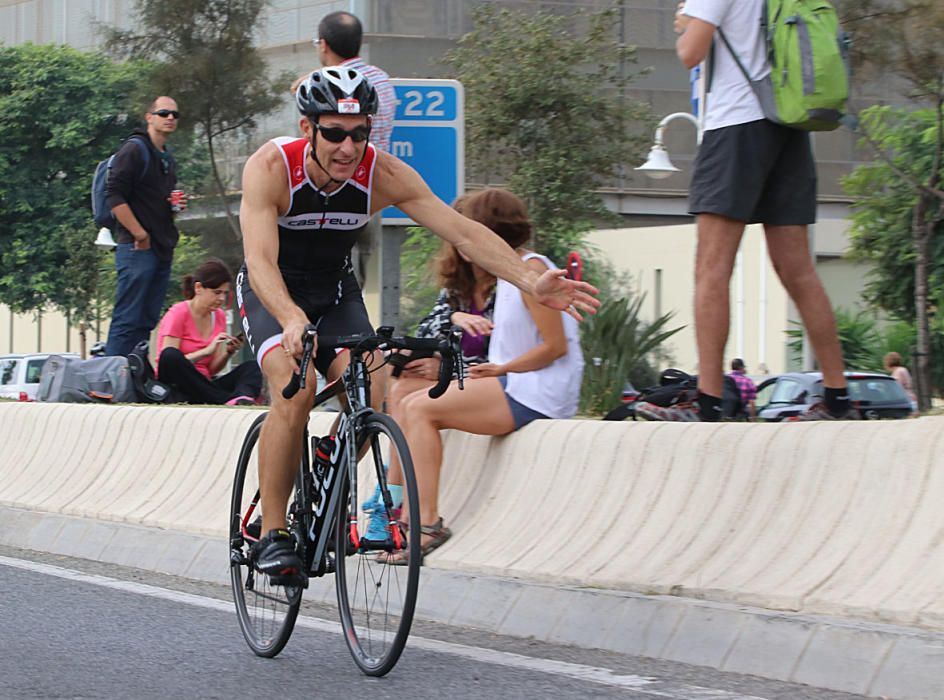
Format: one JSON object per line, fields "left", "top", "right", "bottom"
{"left": 37, "top": 355, "right": 136, "bottom": 403}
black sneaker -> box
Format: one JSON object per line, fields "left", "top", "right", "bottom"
{"left": 788, "top": 401, "right": 861, "bottom": 422}
{"left": 251, "top": 529, "right": 303, "bottom": 585}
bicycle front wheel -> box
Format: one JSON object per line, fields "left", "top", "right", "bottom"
{"left": 335, "top": 412, "right": 421, "bottom": 676}
{"left": 229, "top": 412, "right": 302, "bottom": 657}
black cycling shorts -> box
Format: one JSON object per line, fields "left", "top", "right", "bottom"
{"left": 235, "top": 265, "right": 373, "bottom": 377}
{"left": 688, "top": 119, "right": 817, "bottom": 226}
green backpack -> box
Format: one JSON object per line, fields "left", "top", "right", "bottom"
{"left": 717, "top": 0, "right": 850, "bottom": 131}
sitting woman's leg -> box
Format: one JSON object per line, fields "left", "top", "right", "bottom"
{"left": 211, "top": 360, "right": 263, "bottom": 403}
{"left": 385, "top": 374, "right": 436, "bottom": 487}
{"left": 400, "top": 376, "right": 514, "bottom": 527}
{"left": 158, "top": 347, "right": 231, "bottom": 404}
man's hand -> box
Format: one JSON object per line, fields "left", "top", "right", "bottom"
{"left": 533, "top": 269, "right": 600, "bottom": 321}
{"left": 133, "top": 232, "right": 151, "bottom": 250}
{"left": 168, "top": 192, "right": 188, "bottom": 213}
{"left": 451, "top": 311, "right": 494, "bottom": 337}
{"left": 281, "top": 317, "right": 315, "bottom": 370}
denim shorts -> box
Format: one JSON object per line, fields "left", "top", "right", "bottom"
{"left": 498, "top": 376, "right": 549, "bottom": 430}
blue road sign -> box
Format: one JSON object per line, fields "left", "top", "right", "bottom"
{"left": 382, "top": 79, "right": 464, "bottom": 225}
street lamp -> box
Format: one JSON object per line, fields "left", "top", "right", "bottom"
{"left": 634, "top": 112, "right": 702, "bottom": 179}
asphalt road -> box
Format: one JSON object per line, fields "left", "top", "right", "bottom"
{"left": 0, "top": 546, "right": 870, "bottom": 700}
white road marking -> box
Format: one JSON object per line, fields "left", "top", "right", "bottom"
{"left": 0, "top": 555, "right": 769, "bottom": 700}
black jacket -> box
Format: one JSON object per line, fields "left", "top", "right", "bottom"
{"left": 104, "top": 129, "right": 179, "bottom": 261}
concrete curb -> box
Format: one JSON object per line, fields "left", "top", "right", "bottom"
{"left": 2, "top": 506, "right": 942, "bottom": 700}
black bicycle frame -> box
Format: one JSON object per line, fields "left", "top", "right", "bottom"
{"left": 297, "top": 352, "right": 376, "bottom": 578}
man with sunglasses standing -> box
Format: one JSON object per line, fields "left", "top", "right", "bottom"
{"left": 237, "top": 68, "right": 599, "bottom": 578}
{"left": 104, "top": 96, "right": 187, "bottom": 357}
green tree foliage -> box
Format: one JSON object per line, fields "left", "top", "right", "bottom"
{"left": 788, "top": 307, "right": 885, "bottom": 372}
{"left": 843, "top": 107, "right": 944, "bottom": 320}
{"left": 580, "top": 296, "right": 683, "bottom": 416}
{"left": 0, "top": 44, "right": 142, "bottom": 325}
{"left": 444, "top": 5, "right": 652, "bottom": 263}
{"left": 103, "top": 0, "right": 287, "bottom": 240}
{"left": 399, "top": 227, "right": 444, "bottom": 333}
{"left": 836, "top": 0, "right": 944, "bottom": 408}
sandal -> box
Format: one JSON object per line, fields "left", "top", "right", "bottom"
{"left": 380, "top": 518, "right": 452, "bottom": 566}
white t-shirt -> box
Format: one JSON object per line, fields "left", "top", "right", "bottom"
{"left": 683, "top": 0, "right": 768, "bottom": 131}
{"left": 488, "top": 253, "right": 584, "bottom": 420}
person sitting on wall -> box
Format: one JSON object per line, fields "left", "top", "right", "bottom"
{"left": 376, "top": 188, "right": 586, "bottom": 561}
{"left": 156, "top": 259, "right": 262, "bottom": 406}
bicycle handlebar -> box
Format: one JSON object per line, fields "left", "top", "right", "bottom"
{"left": 281, "top": 325, "right": 464, "bottom": 400}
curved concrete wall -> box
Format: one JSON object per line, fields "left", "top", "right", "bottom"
{"left": 1, "top": 403, "right": 941, "bottom": 630}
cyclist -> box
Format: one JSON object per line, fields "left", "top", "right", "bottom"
{"left": 237, "top": 66, "right": 599, "bottom": 581}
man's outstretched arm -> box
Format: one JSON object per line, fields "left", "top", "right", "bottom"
{"left": 374, "top": 154, "right": 599, "bottom": 319}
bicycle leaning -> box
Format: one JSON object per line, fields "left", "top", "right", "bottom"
{"left": 229, "top": 325, "right": 464, "bottom": 675}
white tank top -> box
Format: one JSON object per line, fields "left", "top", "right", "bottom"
{"left": 488, "top": 252, "right": 584, "bottom": 419}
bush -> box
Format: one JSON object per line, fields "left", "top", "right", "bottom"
{"left": 580, "top": 295, "right": 684, "bottom": 416}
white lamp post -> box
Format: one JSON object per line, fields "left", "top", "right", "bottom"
{"left": 634, "top": 112, "right": 702, "bottom": 180}
{"left": 94, "top": 227, "right": 117, "bottom": 249}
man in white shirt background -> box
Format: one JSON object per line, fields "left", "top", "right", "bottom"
{"left": 636, "top": 0, "right": 853, "bottom": 423}
{"left": 311, "top": 10, "right": 398, "bottom": 287}
{"left": 315, "top": 10, "right": 396, "bottom": 153}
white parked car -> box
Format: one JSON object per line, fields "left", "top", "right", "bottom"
{"left": 0, "top": 353, "right": 78, "bottom": 401}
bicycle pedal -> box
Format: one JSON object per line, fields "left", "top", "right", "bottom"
{"left": 230, "top": 548, "right": 249, "bottom": 566}
{"left": 268, "top": 570, "right": 308, "bottom": 588}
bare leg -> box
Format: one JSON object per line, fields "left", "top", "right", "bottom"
{"left": 257, "top": 348, "right": 386, "bottom": 535}
{"left": 764, "top": 225, "right": 846, "bottom": 387}
{"left": 400, "top": 377, "right": 514, "bottom": 526}
{"left": 384, "top": 375, "right": 435, "bottom": 487}
{"left": 695, "top": 213, "right": 746, "bottom": 397}
{"left": 258, "top": 351, "right": 317, "bottom": 535}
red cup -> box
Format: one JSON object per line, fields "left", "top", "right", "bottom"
{"left": 170, "top": 189, "right": 185, "bottom": 213}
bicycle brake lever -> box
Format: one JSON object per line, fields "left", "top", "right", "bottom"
{"left": 282, "top": 325, "right": 318, "bottom": 399}
{"left": 451, "top": 328, "right": 465, "bottom": 390}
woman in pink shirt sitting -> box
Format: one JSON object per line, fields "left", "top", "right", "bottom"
{"left": 157, "top": 258, "right": 262, "bottom": 405}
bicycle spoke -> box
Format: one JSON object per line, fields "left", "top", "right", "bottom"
{"left": 336, "top": 413, "right": 420, "bottom": 675}
{"left": 230, "top": 413, "right": 303, "bottom": 658}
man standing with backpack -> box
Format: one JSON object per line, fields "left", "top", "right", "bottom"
{"left": 104, "top": 96, "right": 185, "bottom": 357}
{"left": 636, "top": 1, "right": 854, "bottom": 422}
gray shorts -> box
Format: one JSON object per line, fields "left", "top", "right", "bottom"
{"left": 689, "top": 119, "right": 816, "bottom": 225}
{"left": 498, "top": 376, "right": 549, "bottom": 430}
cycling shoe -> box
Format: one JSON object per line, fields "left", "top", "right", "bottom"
{"left": 251, "top": 528, "right": 303, "bottom": 585}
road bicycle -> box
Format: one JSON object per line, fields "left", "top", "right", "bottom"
{"left": 229, "top": 325, "right": 463, "bottom": 675}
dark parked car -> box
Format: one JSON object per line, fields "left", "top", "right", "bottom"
{"left": 755, "top": 371, "right": 914, "bottom": 422}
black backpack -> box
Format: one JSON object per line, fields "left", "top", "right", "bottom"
{"left": 91, "top": 135, "right": 150, "bottom": 230}
{"left": 630, "top": 369, "right": 745, "bottom": 420}
{"left": 127, "top": 342, "right": 177, "bottom": 404}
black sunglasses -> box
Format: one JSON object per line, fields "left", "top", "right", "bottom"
{"left": 313, "top": 122, "right": 370, "bottom": 144}
{"left": 151, "top": 109, "right": 180, "bottom": 119}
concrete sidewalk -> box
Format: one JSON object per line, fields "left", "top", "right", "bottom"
{"left": 2, "top": 505, "right": 942, "bottom": 700}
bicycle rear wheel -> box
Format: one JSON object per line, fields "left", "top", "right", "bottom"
{"left": 335, "top": 412, "right": 421, "bottom": 676}
{"left": 229, "top": 412, "right": 303, "bottom": 657}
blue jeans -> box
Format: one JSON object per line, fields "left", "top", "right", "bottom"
{"left": 105, "top": 243, "right": 172, "bottom": 357}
